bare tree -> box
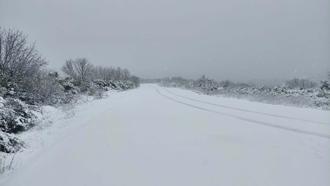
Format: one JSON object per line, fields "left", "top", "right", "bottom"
{"left": 0, "top": 28, "right": 46, "bottom": 87}
{"left": 62, "top": 58, "right": 93, "bottom": 86}
{"left": 74, "top": 58, "right": 93, "bottom": 83}
{"left": 62, "top": 60, "right": 77, "bottom": 80}
{"left": 122, "top": 69, "right": 130, "bottom": 80}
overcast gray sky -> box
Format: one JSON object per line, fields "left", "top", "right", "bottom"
{"left": 1, "top": 0, "right": 329, "bottom": 81}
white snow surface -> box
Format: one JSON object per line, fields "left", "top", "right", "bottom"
{"left": 1, "top": 84, "right": 330, "bottom": 186}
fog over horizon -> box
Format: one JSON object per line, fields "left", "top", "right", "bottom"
{"left": 1, "top": 0, "right": 329, "bottom": 82}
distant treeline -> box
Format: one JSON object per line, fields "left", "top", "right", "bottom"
{"left": 0, "top": 27, "right": 140, "bottom": 105}
{"left": 158, "top": 75, "right": 330, "bottom": 110}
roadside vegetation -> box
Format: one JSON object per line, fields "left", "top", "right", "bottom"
{"left": 0, "top": 28, "right": 140, "bottom": 154}
{"left": 159, "top": 75, "right": 330, "bottom": 110}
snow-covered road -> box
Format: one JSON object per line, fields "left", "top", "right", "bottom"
{"left": 3, "top": 84, "right": 330, "bottom": 186}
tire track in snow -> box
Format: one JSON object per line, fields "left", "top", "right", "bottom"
{"left": 155, "top": 87, "right": 330, "bottom": 140}
{"left": 162, "top": 87, "right": 329, "bottom": 126}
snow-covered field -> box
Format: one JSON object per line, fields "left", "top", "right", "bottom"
{"left": 1, "top": 84, "right": 330, "bottom": 186}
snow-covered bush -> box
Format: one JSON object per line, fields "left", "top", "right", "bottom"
{"left": 12, "top": 71, "right": 66, "bottom": 105}
{"left": 0, "top": 131, "right": 24, "bottom": 153}
{"left": 320, "top": 81, "right": 330, "bottom": 91}
{"left": 193, "top": 76, "right": 220, "bottom": 93}
{"left": 0, "top": 97, "right": 38, "bottom": 134}
{"left": 58, "top": 78, "right": 79, "bottom": 94}
{"left": 93, "top": 79, "right": 110, "bottom": 90}
{"left": 113, "top": 80, "right": 136, "bottom": 90}
{"left": 0, "top": 97, "right": 38, "bottom": 153}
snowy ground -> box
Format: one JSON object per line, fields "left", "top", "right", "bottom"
{"left": 1, "top": 84, "right": 329, "bottom": 186}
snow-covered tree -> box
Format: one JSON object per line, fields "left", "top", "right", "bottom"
{"left": 0, "top": 28, "right": 46, "bottom": 89}
{"left": 62, "top": 58, "right": 93, "bottom": 86}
